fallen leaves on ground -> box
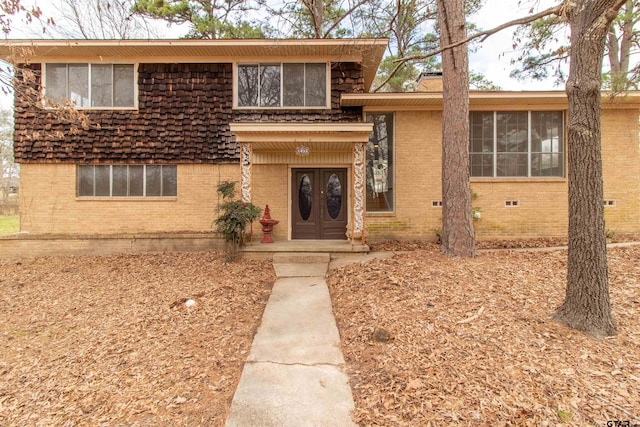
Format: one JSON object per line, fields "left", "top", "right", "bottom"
{"left": 369, "top": 233, "right": 640, "bottom": 251}
{"left": 328, "top": 244, "right": 640, "bottom": 426}
{"left": 2, "top": 243, "right": 639, "bottom": 426}
{"left": 0, "top": 252, "right": 275, "bottom": 426}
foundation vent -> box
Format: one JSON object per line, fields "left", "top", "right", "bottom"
{"left": 505, "top": 200, "right": 520, "bottom": 207}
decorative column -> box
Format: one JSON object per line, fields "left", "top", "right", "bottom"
{"left": 352, "top": 142, "right": 365, "bottom": 244}
{"left": 240, "top": 143, "right": 252, "bottom": 203}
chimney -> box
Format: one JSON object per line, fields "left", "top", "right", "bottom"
{"left": 416, "top": 71, "right": 443, "bottom": 92}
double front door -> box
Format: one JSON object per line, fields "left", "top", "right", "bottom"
{"left": 292, "top": 168, "right": 348, "bottom": 240}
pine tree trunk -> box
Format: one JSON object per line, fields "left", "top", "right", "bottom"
{"left": 0, "top": 144, "right": 5, "bottom": 203}
{"left": 553, "top": 0, "right": 625, "bottom": 338}
{"left": 437, "top": 0, "right": 475, "bottom": 258}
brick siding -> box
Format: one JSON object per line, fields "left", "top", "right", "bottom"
{"left": 251, "top": 164, "right": 290, "bottom": 242}
{"left": 365, "top": 108, "right": 640, "bottom": 241}
{"left": 18, "top": 164, "right": 240, "bottom": 234}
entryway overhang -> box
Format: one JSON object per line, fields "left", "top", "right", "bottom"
{"left": 229, "top": 122, "right": 373, "bottom": 148}
{"left": 230, "top": 122, "right": 372, "bottom": 244}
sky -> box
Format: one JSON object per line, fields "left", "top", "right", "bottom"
{"left": 469, "top": 0, "right": 565, "bottom": 90}
{"left": 0, "top": 0, "right": 564, "bottom": 110}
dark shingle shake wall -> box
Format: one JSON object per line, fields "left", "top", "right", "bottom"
{"left": 13, "top": 62, "right": 365, "bottom": 164}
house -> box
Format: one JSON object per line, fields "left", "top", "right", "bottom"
{"left": 1, "top": 38, "right": 639, "bottom": 248}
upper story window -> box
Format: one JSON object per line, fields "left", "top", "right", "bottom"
{"left": 45, "top": 63, "right": 136, "bottom": 108}
{"left": 236, "top": 63, "right": 328, "bottom": 108}
{"left": 469, "top": 111, "right": 565, "bottom": 178}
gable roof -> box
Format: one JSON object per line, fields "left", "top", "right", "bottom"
{"left": 0, "top": 38, "right": 388, "bottom": 91}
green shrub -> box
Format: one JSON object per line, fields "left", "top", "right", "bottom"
{"left": 214, "top": 181, "right": 261, "bottom": 260}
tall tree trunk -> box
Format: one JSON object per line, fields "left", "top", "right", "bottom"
{"left": 302, "top": 0, "right": 324, "bottom": 38}
{"left": 0, "top": 145, "right": 5, "bottom": 203}
{"left": 554, "top": 0, "right": 625, "bottom": 338}
{"left": 437, "top": 0, "right": 475, "bottom": 258}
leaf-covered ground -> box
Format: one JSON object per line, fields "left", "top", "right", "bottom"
{"left": 0, "top": 252, "right": 275, "bottom": 426}
{"left": 2, "top": 245, "right": 639, "bottom": 426}
{"left": 327, "top": 244, "right": 640, "bottom": 426}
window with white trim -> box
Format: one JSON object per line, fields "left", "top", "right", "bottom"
{"left": 45, "top": 63, "right": 136, "bottom": 108}
{"left": 237, "top": 63, "right": 327, "bottom": 108}
{"left": 77, "top": 165, "right": 176, "bottom": 197}
{"left": 469, "top": 111, "right": 564, "bottom": 177}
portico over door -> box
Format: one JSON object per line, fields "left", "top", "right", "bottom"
{"left": 292, "top": 168, "right": 348, "bottom": 240}
{"left": 229, "top": 123, "right": 372, "bottom": 243}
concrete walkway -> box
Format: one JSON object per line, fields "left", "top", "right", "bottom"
{"left": 225, "top": 253, "right": 356, "bottom": 427}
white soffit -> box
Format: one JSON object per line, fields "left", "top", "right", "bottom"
{"left": 341, "top": 91, "right": 640, "bottom": 109}
{"left": 230, "top": 122, "right": 374, "bottom": 150}
{"left": 0, "top": 38, "right": 388, "bottom": 92}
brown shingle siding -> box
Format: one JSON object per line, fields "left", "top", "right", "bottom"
{"left": 14, "top": 63, "right": 237, "bottom": 164}
{"left": 13, "top": 62, "right": 365, "bottom": 164}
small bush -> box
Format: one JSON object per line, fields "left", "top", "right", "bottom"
{"left": 214, "top": 181, "right": 261, "bottom": 260}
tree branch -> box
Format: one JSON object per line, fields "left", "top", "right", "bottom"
{"left": 393, "top": 3, "right": 564, "bottom": 65}
{"left": 322, "top": 0, "right": 370, "bottom": 38}
{"left": 372, "top": 60, "right": 406, "bottom": 92}
{"left": 300, "top": 0, "right": 322, "bottom": 38}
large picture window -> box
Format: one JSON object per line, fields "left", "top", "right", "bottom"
{"left": 237, "top": 63, "right": 327, "bottom": 108}
{"left": 77, "top": 165, "right": 176, "bottom": 197}
{"left": 469, "top": 111, "right": 564, "bottom": 177}
{"left": 366, "top": 113, "right": 394, "bottom": 212}
{"left": 45, "top": 63, "right": 135, "bottom": 108}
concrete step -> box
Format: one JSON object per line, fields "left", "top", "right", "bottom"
{"left": 241, "top": 240, "right": 370, "bottom": 260}
{"left": 272, "top": 252, "right": 330, "bottom": 264}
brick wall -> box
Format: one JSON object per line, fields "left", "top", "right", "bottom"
{"left": 416, "top": 75, "right": 444, "bottom": 92}
{"left": 470, "top": 181, "right": 568, "bottom": 239}
{"left": 19, "top": 164, "right": 240, "bottom": 234}
{"left": 251, "top": 165, "right": 290, "bottom": 242}
{"left": 601, "top": 109, "right": 640, "bottom": 234}
{"left": 365, "top": 108, "right": 640, "bottom": 241}
{"left": 366, "top": 110, "right": 443, "bottom": 240}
